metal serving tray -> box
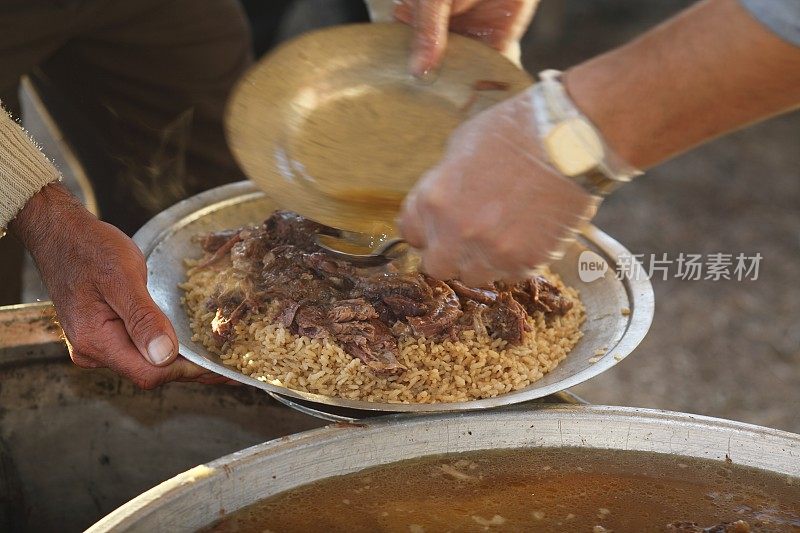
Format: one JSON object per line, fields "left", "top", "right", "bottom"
{"left": 134, "top": 182, "right": 654, "bottom": 415}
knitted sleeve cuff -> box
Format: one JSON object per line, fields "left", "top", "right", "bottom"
{"left": 0, "top": 106, "right": 62, "bottom": 234}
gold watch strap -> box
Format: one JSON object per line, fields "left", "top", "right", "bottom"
{"left": 570, "top": 168, "right": 627, "bottom": 196}
{"left": 533, "top": 69, "right": 643, "bottom": 195}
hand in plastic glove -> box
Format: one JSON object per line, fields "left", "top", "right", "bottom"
{"left": 394, "top": 0, "right": 539, "bottom": 76}
{"left": 11, "top": 184, "right": 230, "bottom": 389}
{"left": 398, "top": 89, "right": 598, "bottom": 286}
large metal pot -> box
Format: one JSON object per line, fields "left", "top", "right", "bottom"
{"left": 89, "top": 406, "right": 800, "bottom": 532}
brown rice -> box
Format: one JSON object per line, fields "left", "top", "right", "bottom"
{"left": 181, "top": 262, "right": 585, "bottom": 404}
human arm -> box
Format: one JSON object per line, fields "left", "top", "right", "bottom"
{"left": 398, "top": 0, "right": 800, "bottom": 285}
{"left": 1, "top": 108, "right": 227, "bottom": 387}
{"left": 567, "top": 0, "right": 800, "bottom": 169}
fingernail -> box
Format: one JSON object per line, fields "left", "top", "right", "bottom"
{"left": 410, "top": 58, "right": 438, "bottom": 82}
{"left": 146, "top": 335, "right": 174, "bottom": 365}
{"left": 408, "top": 50, "right": 431, "bottom": 79}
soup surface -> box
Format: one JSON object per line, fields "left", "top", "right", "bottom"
{"left": 205, "top": 448, "right": 800, "bottom": 533}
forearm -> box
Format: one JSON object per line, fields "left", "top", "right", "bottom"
{"left": 564, "top": 0, "right": 800, "bottom": 170}
{"left": 10, "top": 182, "right": 86, "bottom": 255}
{"left": 0, "top": 106, "right": 62, "bottom": 232}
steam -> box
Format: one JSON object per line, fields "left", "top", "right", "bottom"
{"left": 118, "top": 108, "right": 195, "bottom": 213}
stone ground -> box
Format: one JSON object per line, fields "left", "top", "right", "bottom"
{"left": 18, "top": 0, "right": 800, "bottom": 431}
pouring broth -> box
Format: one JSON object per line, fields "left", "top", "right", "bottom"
{"left": 205, "top": 448, "right": 799, "bottom": 532}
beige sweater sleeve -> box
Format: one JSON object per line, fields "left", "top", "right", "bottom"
{"left": 0, "top": 105, "right": 62, "bottom": 233}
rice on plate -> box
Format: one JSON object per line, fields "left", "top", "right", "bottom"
{"left": 180, "top": 213, "right": 585, "bottom": 404}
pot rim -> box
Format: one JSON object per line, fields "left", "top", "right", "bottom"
{"left": 88, "top": 405, "right": 800, "bottom": 533}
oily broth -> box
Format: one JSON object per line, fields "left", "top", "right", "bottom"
{"left": 204, "top": 448, "right": 800, "bottom": 533}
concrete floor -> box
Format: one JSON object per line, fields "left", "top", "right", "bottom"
{"left": 15, "top": 0, "right": 800, "bottom": 432}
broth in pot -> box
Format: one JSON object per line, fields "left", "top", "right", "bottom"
{"left": 205, "top": 448, "right": 800, "bottom": 532}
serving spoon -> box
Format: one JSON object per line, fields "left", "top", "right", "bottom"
{"left": 314, "top": 233, "right": 407, "bottom": 267}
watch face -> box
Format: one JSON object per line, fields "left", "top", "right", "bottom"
{"left": 544, "top": 117, "right": 604, "bottom": 177}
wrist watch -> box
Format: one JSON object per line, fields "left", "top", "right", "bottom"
{"left": 531, "top": 69, "right": 642, "bottom": 196}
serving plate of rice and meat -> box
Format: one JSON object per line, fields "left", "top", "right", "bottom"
{"left": 134, "top": 182, "right": 653, "bottom": 416}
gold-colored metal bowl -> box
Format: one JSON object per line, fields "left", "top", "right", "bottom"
{"left": 225, "top": 23, "right": 532, "bottom": 234}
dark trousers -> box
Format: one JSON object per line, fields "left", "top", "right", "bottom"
{"left": 0, "top": 0, "right": 255, "bottom": 304}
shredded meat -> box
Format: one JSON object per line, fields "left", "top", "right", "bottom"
{"left": 406, "top": 278, "right": 462, "bottom": 340}
{"left": 294, "top": 305, "right": 329, "bottom": 339}
{"left": 447, "top": 279, "right": 498, "bottom": 304}
{"left": 190, "top": 231, "right": 242, "bottom": 272}
{"left": 263, "top": 210, "right": 332, "bottom": 249}
{"left": 196, "top": 211, "right": 572, "bottom": 376}
{"left": 291, "top": 299, "right": 402, "bottom": 375}
{"left": 498, "top": 276, "right": 573, "bottom": 315}
{"left": 196, "top": 228, "right": 240, "bottom": 253}
{"left": 337, "top": 319, "right": 402, "bottom": 375}
{"left": 482, "top": 292, "right": 530, "bottom": 345}
{"left": 207, "top": 290, "right": 255, "bottom": 344}
{"left": 276, "top": 300, "right": 301, "bottom": 328}
{"left": 328, "top": 299, "right": 379, "bottom": 323}
{"left": 459, "top": 300, "right": 489, "bottom": 338}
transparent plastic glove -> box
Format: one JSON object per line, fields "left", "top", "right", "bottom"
{"left": 393, "top": 0, "right": 539, "bottom": 76}
{"left": 398, "top": 88, "right": 600, "bottom": 286}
